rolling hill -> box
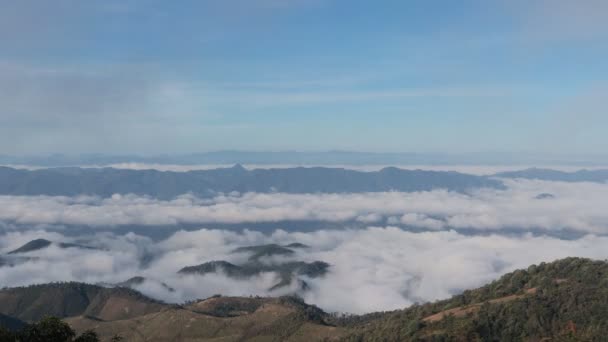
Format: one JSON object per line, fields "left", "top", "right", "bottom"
{"left": 495, "top": 168, "right": 608, "bottom": 183}
{"left": 67, "top": 296, "right": 344, "bottom": 342}
{"left": 0, "top": 282, "right": 166, "bottom": 322}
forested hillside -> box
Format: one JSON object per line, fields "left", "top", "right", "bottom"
{"left": 343, "top": 258, "right": 608, "bottom": 341}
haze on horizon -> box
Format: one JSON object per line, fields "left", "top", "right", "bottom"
{"left": 1, "top": 0, "right": 607, "bottom": 157}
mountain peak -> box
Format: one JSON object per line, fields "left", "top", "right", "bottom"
{"left": 8, "top": 239, "right": 52, "bottom": 254}
{"left": 6, "top": 239, "right": 97, "bottom": 255}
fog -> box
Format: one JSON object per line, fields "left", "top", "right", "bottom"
{"left": 1, "top": 227, "right": 607, "bottom": 314}
{"left": 1, "top": 179, "right": 607, "bottom": 234}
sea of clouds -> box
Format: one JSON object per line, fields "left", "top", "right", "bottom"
{"left": 1, "top": 178, "right": 607, "bottom": 314}
{"left": 1, "top": 179, "right": 607, "bottom": 233}
{"left": 1, "top": 227, "right": 608, "bottom": 314}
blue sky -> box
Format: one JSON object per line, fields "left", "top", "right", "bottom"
{"left": 1, "top": 0, "right": 607, "bottom": 156}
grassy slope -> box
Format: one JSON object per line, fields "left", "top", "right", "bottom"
{"left": 67, "top": 297, "right": 345, "bottom": 342}
{"left": 0, "top": 282, "right": 166, "bottom": 322}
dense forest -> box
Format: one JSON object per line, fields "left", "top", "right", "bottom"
{"left": 0, "top": 316, "right": 122, "bottom": 342}
{"left": 342, "top": 258, "right": 608, "bottom": 341}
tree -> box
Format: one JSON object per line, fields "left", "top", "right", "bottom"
{"left": 16, "top": 316, "right": 100, "bottom": 342}
{"left": 110, "top": 335, "right": 124, "bottom": 342}
{"left": 19, "top": 316, "right": 76, "bottom": 342}
{"left": 74, "top": 330, "right": 99, "bottom": 342}
{"left": 0, "top": 327, "right": 15, "bottom": 342}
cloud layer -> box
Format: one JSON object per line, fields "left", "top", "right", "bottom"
{"left": 1, "top": 227, "right": 608, "bottom": 314}
{"left": 1, "top": 178, "right": 607, "bottom": 313}
{"left": 1, "top": 179, "right": 608, "bottom": 233}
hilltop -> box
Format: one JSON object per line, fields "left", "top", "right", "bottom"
{"left": 6, "top": 239, "right": 97, "bottom": 255}
{"left": 67, "top": 296, "right": 343, "bottom": 342}
{"left": 0, "top": 282, "right": 166, "bottom": 322}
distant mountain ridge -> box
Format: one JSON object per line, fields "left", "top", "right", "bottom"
{"left": 495, "top": 167, "right": 608, "bottom": 183}
{"left": 233, "top": 243, "right": 305, "bottom": 261}
{"left": 3, "top": 151, "right": 607, "bottom": 166}
{"left": 7, "top": 239, "right": 97, "bottom": 254}
{"left": 0, "top": 165, "right": 503, "bottom": 198}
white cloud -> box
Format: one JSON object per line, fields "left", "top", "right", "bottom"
{"left": 398, "top": 213, "right": 446, "bottom": 230}
{"left": 1, "top": 179, "right": 608, "bottom": 233}
{"left": 1, "top": 179, "right": 607, "bottom": 313}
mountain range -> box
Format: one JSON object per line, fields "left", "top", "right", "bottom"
{"left": 4, "top": 151, "right": 606, "bottom": 167}
{"left": 0, "top": 165, "right": 504, "bottom": 198}
{"left": 2, "top": 166, "right": 607, "bottom": 200}
{"left": 495, "top": 167, "right": 608, "bottom": 183}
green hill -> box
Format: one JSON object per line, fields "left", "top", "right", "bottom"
{"left": 341, "top": 257, "right": 608, "bottom": 341}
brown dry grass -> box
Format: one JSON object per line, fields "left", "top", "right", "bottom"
{"left": 423, "top": 287, "right": 538, "bottom": 323}
{"left": 67, "top": 297, "right": 344, "bottom": 342}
